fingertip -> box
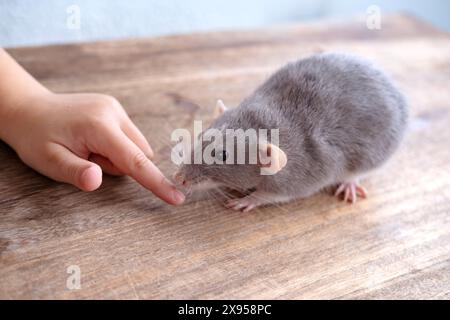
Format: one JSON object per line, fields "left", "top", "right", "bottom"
{"left": 157, "top": 177, "right": 185, "bottom": 205}
{"left": 163, "top": 177, "right": 185, "bottom": 205}
{"left": 79, "top": 165, "right": 103, "bottom": 191}
{"left": 171, "top": 189, "right": 185, "bottom": 205}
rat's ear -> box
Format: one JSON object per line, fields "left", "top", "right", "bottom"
{"left": 258, "top": 142, "right": 287, "bottom": 175}
{"left": 213, "top": 99, "right": 228, "bottom": 118}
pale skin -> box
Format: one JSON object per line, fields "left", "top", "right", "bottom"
{"left": 0, "top": 48, "right": 185, "bottom": 205}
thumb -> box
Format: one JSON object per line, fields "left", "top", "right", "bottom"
{"left": 43, "top": 143, "right": 103, "bottom": 191}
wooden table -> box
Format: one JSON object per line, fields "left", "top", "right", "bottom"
{"left": 1, "top": 14, "right": 449, "bottom": 299}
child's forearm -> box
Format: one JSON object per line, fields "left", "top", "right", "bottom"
{"left": 0, "top": 48, "right": 51, "bottom": 141}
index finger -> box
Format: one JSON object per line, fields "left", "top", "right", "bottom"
{"left": 97, "top": 127, "right": 185, "bottom": 205}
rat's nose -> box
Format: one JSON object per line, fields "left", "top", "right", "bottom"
{"left": 173, "top": 171, "right": 186, "bottom": 186}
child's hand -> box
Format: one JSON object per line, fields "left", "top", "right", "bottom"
{"left": 0, "top": 92, "right": 185, "bottom": 205}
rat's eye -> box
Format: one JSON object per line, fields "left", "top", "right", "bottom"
{"left": 211, "top": 149, "right": 228, "bottom": 162}
{"left": 220, "top": 150, "right": 228, "bottom": 161}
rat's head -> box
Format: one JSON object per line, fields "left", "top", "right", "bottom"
{"left": 172, "top": 100, "right": 287, "bottom": 192}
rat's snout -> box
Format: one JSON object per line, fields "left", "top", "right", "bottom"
{"left": 173, "top": 170, "right": 188, "bottom": 186}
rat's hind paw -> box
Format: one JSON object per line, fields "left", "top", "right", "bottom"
{"left": 334, "top": 180, "right": 367, "bottom": 204}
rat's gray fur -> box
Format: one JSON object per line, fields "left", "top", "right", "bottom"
{"left": 178, "top": 53, "right": 408, "bottom": 204}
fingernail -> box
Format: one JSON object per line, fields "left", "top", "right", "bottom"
{"left": 172, "top": 189, "right": 185, "bottom": 204}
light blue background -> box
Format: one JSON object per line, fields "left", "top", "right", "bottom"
{"left": 1, "top": 0, "right": 449, "bottom": 48}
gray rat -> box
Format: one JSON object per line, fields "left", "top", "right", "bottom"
{"left": 174, "top": 53, "right": 408, "bottom": 211}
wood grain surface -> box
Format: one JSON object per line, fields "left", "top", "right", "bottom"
{"left": 1, "top": 14, "right": 450, "bottom": 299}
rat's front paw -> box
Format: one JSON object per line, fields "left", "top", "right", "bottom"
{"left": 225, "top": 191, "right": 292, "bottom": 212}
{"left": 225, "top": 195, "right": 262, "bottom": 212}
